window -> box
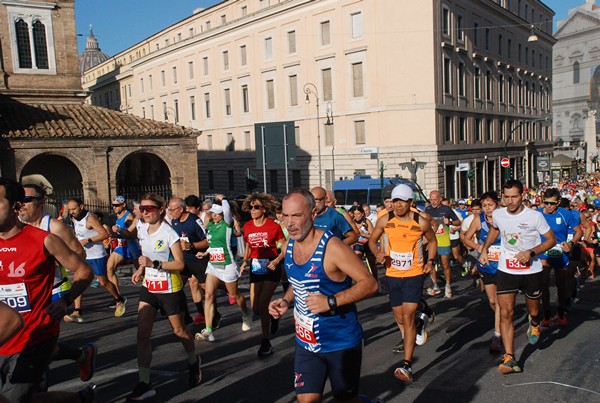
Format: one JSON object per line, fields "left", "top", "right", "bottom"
{"left": 162, "top": 101, "right": 168, "bottom": 120}
{"left": 244, "top": 131, "right": 251, "bottom": 150}
{"left": 351, "top": 12, "right": 363, "bottom": 38}
{"left": 206, "top": 20, "right": 211, "bottom": 30}
{"left": 189, "top": 27, "right": 194, "bottom": 38}
{"left": 177, "top": 33, "right": 182, "bottom": 42}
{"left": 150, "top": 104, "right": 154, "bottom": 119}
{"left": 15, "top": 19, "right": 32, "bottom": 68}
{"left": 172, "top": 66, "right": 177, "bottom": 84}
{"left": 532, "top": 50, "right": 535, "bottom": 67}
{"left": 354, "top": 120, "right": 366, "bottom": 144}
{"left": 487, "top": 120, "right": 493, "bottom": 141}
{"left": 190, "top": 96, "right": 196, "bottom": 120}
{"left": 485, "top": 70, "right": 492, "bottom": 101}
{"left": 442, "top": 7, "right": 450, "bottom": 36}
{"left": 518, "top": 44, "right": 522, "bottom": 62}
{"left": 188, "top": 61, "right": 194, "bottom": 79}
{"left": 289, "top": 75, "right": 298, "bottom": 106}
{"left": 573, "top": 61, "right": 580, "bottom": 84}
{"left": 142, "top": 107, "right": 145, "bottom": 118}
{"left": 508, "top": 77, "right": 514, "bottom": 104}
{"left": 226, "top": 133, "right": 234, "bottom": 151}
{"left": 518, "top": 79, "right": 523, "bottom": 106}
{"left": 263, "top": 37, "right": 276, "bottom": 62}
{"left": 498, "top": 34, "right": 503, "bottom": 55}
{"left": 140, "top": 78, "right": 144, "bottom": 93}
{"left": 148, "top": 74, "right": 153, "bottom": 90}
{"left": 241, "top": 6, "right": 248, "bottom": 17}
{"left": 322, "top": 68, "right": 332, "bottom": 101}
{"left": 12, "top": 10, "right": 55, "bottom": 72}
{"left": 499, "top": 74, "right": 505, "bottom": 103}
{"left": 475, "top": 118, "right": 482, "bottom": 141}
{"left": 266, "top": 79, "right": 275, "bottom": 109}
{"left": 458, "top": 62, "right": 465, "bottom": 96}
{"left": 242, "top": 84, "right": 250, "bottom": 112}
{"left": 321, "top": 21, "right": 331, "bottom": 46}
{"left": 474, "top": 22, "right": 479, "bottom": 47}
{"left": 32, "top": 20, "right": 48, "bottom": 69}
{"left": 288, "top": 31, "right": 296, "bottom": 54}
{"left": 459, "top": 117, "right": 466, "bottom": 142}
{"left": 325, "top": 124, "right": 334, "bottom": 147}
{"left": 161, "top": 70, "right": 166, "bottom": 87}
{"left": 485, "top": 28, "right": 490, "bottom": 50}
{"left": 443, "top": 57, "right": 451, "bottom": 94}
{"left": 204, "top": 93, "right": 211, "bottom": 118}
{"left": 499, "top": 120, "right": 505, "bottom": 142}
{"left": 174, "top": 99, "right": 179, "bottom": 122}
{"left": 203, "top": 56, "right": 209, "bottom": 75}
{"left": 221, "top": 14, "right": 226, "bottom": 25}
{"left": 240, "top": 45, "right": 247, "bottom": 66}
{"left": 228, "top": 170, "right": 234, "bottom": 190}
{"left": 474, "top": 66, "right": 481, "bottom": 99}
{"left": 223, "top": 51, "right": 229, "bottom": 70}
{"left": 457, "top": 15, "right": 464, "bottom": 42}
{"left": 352, "top": 62, "right": 364, "bottom": 97}
{"left": 507, "top": 39, "right": 512, "bottom": 59}
{"left": 224, "top": 88, "right": 231, "bottom": 115}
{"left": 444, "top": 116, "right": 453, "bottom": 142}
{"left": 525, "top": 46, "right": 529, "bottom": 65}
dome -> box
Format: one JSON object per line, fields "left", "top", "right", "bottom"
{"left": 78, "top": 25, "right": 110, "bottom": 77}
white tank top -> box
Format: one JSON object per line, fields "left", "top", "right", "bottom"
{"left": 73, "top": 212, "right": 106, "bottom": 259}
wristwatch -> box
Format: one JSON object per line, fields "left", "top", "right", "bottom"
{"left": 88, "top": 238, "right": 93, "bottom": 244}
{"left": 327, "top": 295, "right": 337, "bottom": 310}
{"left": 427, "top": 258, "right": 436, "bottom": 264}
{"left": 529, "top": 250, "right": 536, "bottom": 258}
{"left": 152, "top": 260, "right": 162, "bottom": 269}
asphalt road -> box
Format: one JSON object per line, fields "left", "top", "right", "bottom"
{"left": 49, "top": 265, "right": 600, "bottom": 402}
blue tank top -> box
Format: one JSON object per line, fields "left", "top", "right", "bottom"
{"left": 478, "top": 212, "right": 500, "bottom": 274}
{"left": 541, "top": 207, "right": 572, "bottom": 266}
{"left": 568, "top": 209, "right": 581, "bottom": 237}
{"left": 285, "top": 231, "right": 363, "bottom": 353}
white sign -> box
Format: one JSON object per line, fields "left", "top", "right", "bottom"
{"left": 360, "top": 147, "right": 378, "bottom": 154}
{"left": 456, "top": 162, "right": 470, "bottom": 172}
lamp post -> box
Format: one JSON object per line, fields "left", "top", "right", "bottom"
{"left": 325, "top": 101, "right": 334, "bottom": 183}
{"left": 304, "top": 83, "right": 322, "bottom": 187}
{"left": 164, "top": 106, "right": 178, "bottom": 124}
{"left": 502, "top": 115, "right": 550, "bottom": 184}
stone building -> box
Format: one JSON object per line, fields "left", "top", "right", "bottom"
{"left": 0, "top": 0, "right": 200, "bottom": 206}
{"left": 82, "top": 0, "right": 556, "bottom": 199}
{"left": 552, "top": 0, "right": 600, "bottom": 171}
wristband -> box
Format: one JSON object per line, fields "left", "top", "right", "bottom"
{"left": 427, "top": 258, "right": 436, "bottom": 264}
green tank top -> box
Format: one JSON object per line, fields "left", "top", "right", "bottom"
{"left": 206, "top": 220, "right": 234, "bottom": 266}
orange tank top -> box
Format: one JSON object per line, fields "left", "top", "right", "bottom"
{"left": 384, "top": 211, "right": 425, "bottom": 278}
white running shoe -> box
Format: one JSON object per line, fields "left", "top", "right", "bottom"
{"left": 242, "top": 313, "right": 252, "bottom": 331}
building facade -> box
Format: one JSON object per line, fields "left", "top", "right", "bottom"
{"left": 552, "top": 0, "right": 600, "bottom": 171}
{"left": 82, "top": 0, "right": 555, "bottom": 199}
{"left": 0, "top": 0, "right": 200, "bottom": 205}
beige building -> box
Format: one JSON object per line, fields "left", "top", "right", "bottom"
{"left": 82, "top": 0, "right": 555, "bottom": 199}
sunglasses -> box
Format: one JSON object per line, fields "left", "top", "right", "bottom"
{"left": 314, "top": 197, "right": 326, "bottom": 202}
{"left": 543, "top": 200, "right": 559, "bottom": 205}
{"left": 250, "top": 205, "right": 263, "bottom": 210}
{"left": 112, "top": 204, "right": 123, "bottom": 207}
{"left": 23, "top": 196, "right": 43, "bottom": 203}
{"left": 139, "top": 205, "right": 160, "bottom": 213}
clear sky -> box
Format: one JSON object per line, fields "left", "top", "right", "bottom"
{"left": 75, "top": 0, "right": 586, "bottom": 56}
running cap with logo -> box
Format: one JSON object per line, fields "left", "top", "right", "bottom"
{"left": 209, "top": 205, "right": 224, "bottom": 215}
{"left": 112, "top": 195, "right": 126, "bottom": 204}
{"left": 391, "top": 184, "right": 413, "bottom": 201}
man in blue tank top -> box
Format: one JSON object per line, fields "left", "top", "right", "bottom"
{"left": 269, "top": 188, "right": 377, "bottom": 402}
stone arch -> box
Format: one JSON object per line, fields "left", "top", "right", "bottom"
{"left": 115, "top": 150, "right": 172, "bottom": 200}
{"left": 20, "top": 153, "right": 83, "bottom": 194}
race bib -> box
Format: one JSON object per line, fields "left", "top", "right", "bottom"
{"left": 145, "top": 267, "right": 169, "bottom": 292}
{"left": 488, "top": 245, "right": 501, "bottom": 262}
{"left": 435, "top": 224, "right": 444, "bottom": 235}
{"left": 505, "top": 252, "right": 530, "bottom": 270}
{"left": 390, "top": 250, "right": 413, "bottom": 270}
{"left": 0, "top": 283, "right": 31, "bottom": 313}
{"left": 546, "top": 244, "right": 563, "bottom": 257}
{"left": 208, "top": 247, "right": 226, "bottom": 263}
{"left": 251, "top": 258, "right": 270, "bottom": 274}
{"left": 294, "top": 309, "right": 317, "bottom": 345}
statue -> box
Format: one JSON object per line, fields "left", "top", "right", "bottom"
{"left": 400, "top": 158, "right": 427, "bottom": 183}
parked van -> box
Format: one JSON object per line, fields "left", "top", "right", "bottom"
{"left": 333, "top": 176, "right": 427, "bottom": 209}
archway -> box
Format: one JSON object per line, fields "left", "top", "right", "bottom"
{"left": 116, "top": 152, "right": 172, "bottom": 201}
{"left": 21, "top": 154, "right": 83, "bottom": 195}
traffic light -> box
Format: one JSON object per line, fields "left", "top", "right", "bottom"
{"left": 246, "top": 173, "right": 258, "bottom": 191}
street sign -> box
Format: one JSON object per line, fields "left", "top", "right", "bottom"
{"left": 456, "top": 162, "right": 470, "bottom": 172}
{"left": 501, "top": 157, "right": 510, "bottom": 168}
{"left": 360, "top": 147, "right": 378, "bottom": 154}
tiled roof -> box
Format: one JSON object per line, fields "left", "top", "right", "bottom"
{"left": 0, "top": 100, "right": 199, "bottom": 139}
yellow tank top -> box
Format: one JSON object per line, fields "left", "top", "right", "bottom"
{"left": 384, "top": 211, "right": 425, "bottom": 278}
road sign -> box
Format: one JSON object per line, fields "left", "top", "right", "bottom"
{"left": 501, "top": 157, "right": 510, "bottom": 168}
{"left": 456, "top": 162, "right": 470, "bottom": 172}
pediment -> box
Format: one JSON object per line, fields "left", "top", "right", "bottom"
{"left": 555, "top": 11, "right": 600, "bottom": 38}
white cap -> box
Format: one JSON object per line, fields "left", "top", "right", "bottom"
{"left": 391, "top": 184, "right": 413, "bottom": 201}
{"left": 459, "top": 199, "right": 466, "bottom": 204}
{"left": 209, "top": 205, "right": 223, "bottom": 214}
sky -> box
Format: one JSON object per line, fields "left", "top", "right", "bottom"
{"left": 75, "top": 0, "right": 585, "bottom": 57}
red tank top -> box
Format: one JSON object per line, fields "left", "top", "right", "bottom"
{"left": 0, "top": 225, "right": 58, "bottom": 355}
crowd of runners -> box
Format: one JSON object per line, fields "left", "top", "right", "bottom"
{"left": 1, "top": 173, "right": 599, "bottom": 402}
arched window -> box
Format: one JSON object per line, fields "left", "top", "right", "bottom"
{"left": 15, "top": 18, "right": 32, "bottom": 68}
{"left": 573, "top": 61, "right": 580, "bottom": 84}
{"left": 32, "top": 20, "right": 49, "bottom": 69}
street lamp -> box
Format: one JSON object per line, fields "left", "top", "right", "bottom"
{"left": 502, "top": 115, "right": 550, "bottom": 184}
{"left": 164, "top": 106, "right": 178, "bottom": 124}
{"left": 304, "top": 82, "right": 322, "bottom": 187}
{"left": 325, "top": 102, "right": 334, "bottom": 182}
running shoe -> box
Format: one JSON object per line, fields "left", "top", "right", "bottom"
{"left": 257, "top": 339, "right": 273, "bottom": 356}
{"left": 195, "top": 328, "right": 215, "bottom": 342}
{"left": 78, "top": 383, "right": 96, "bottom": 403}
{"left": 498, "top": 353, "right": 522, "bottom": 374}
{"left": 444, "top": 284, "right": 452, "bottom": 299}
{"left": 126, "top": 382, "right": 156, "bottom": 401}
{"left": 90, "top": 279, "right": 100, "bottom": 288}
{"left": 213, "top": 311, "right": 222, "bottom": 329}
{"left": 242, "top": 313, "right": 252, "bottom": 331}
{"left": 426, "top": 286, "right": 441, "bottom": 296}
{"left": 557, "top": 312, "right": 568, "bottom": 326}
{"left": 115, "top": 298, "right": 127, "bottom": 317}
{"left": 394, "top": 361, "right": 413, "bottom": 383}
{"left": 228, "top": 294, "right": 237, "bottom": 305}
{"left": 188, "top": 355, "right": 202, "bottom": 387}
{"left": 527, "top": 318, "right": 541, "bottom": 345}
{"left": 270, "top": 317, "right": 280, "bottom": 335}
{"left": 107, "top": 301, "right": 117, "bottom": 309}
{"left": 64, "top": 312, "right": 84, "bottom": 323}
{"left": 415, "top": 313, "right": 428, "bottom": 346}
{"left": 489, "top": 335, "right": 502, "bottom": 353}
{"left": 193, "top": 313, "right": 206, "bottom": 325}
{"left": 392, "top": 340, "right": 404, "bottom": 354}
{"left": 78, "top": 343, "right": 97, "bottom": 382}
{"left": 461, "top": 261, "right": 470, "bottom": 277}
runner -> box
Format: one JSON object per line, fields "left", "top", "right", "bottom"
{"left": 127, "top": 193, "right": 201, "bottom": 401}
{"left": 479, "top": 180, "right": 556, "bottom": 374}
{"left": 369, "top": 184, "right": 437, "bottom": 382}
{"left": 106, "top": 195, "right": 135, "bottom": 297}
{"left": 311, "top": 187, "right": 358, "bottom": 246}
{"left": 269, "top": 188, "right": 377, "bottom": 401}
